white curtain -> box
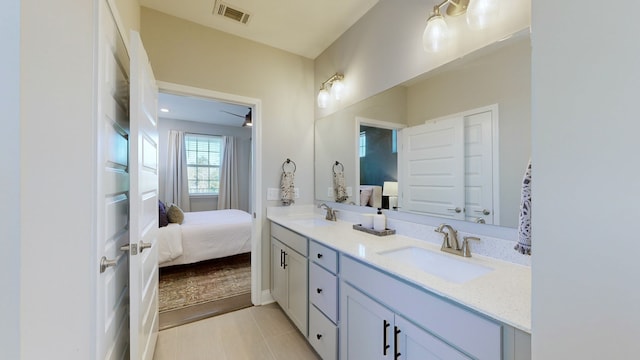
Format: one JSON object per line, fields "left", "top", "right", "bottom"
{"left": 218, "top": 136, "right": 240, "bottom": 209}
{"left": 165, "top": 130, "right": 190, "bottom": 211}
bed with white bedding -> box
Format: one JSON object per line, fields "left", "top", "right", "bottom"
{"left": 157, "top": 209, "right": 252, "bottom": 267}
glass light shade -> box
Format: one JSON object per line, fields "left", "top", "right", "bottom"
{"left": 466, "top": 0, "right": 499, "bottom": 31}
{"left": 423, "top": 15, "right": 449, "bottom": 53}
{"left": 331, "top": 79, "right": 345, "bottom": 100}
{"left": 317, "top": 88, "right": 330, "bottom": 108}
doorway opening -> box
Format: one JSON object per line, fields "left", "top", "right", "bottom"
{"left": 155, "top": 82, "right": 262, "bottom": 329}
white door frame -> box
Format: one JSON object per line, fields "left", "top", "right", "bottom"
{"left": 155, "top": 81, "right": 263, "bottom": 305}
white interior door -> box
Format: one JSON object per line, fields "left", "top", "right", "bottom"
{"left": 129, "top": 30, "right": 159, "bottom": 360}
{"left": 401, "top": 116, "right": 464, "bottom": 219}
{"left": 464, "top": 110, "right": 494, "bottom": 224}
{"left": 96, "top": 1, "right": 131, "bottom": 359}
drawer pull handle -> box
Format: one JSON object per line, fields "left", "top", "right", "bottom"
{"left": 316, "top": 333, "right": 322, "bottom": 340}
{"left": 317, "top": 253, "right": 323, "bottom": 259}
{"left": 383, "top": 320, "right": 390, "bottom": 355}
{"left": 394, "top": 326, "right": 402, "bottom": 359}
{"left": 316, "top": 288, "right": 323, "bottom": 294}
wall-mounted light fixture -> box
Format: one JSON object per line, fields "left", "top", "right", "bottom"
{"left": 317, "top": 73, "right": 345, "bottom": 108}
{"left": 423, "top": 0, "right": 499, "bottom": 53}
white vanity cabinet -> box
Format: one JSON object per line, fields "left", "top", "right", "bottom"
{"left": 308, "top": 240, "right": 339, "bottom": 360}
{"left": 271, "top": 223, "right": 308, "bottom": 336}
{"left": 268, "top": 220, "right": 531, "bottom": 360}
{"left": 341, "top": 282, "right": 470, "bottom": 360}
{"left": 340, "top": 255, "right": 503, "bottom": 360}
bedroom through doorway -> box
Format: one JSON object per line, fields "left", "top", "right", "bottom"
{"left": 155, "top": 85, "right": 259, "bottom": 330}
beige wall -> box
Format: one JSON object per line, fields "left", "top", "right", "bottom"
{"left": 1, "top": 0, "right": 20, "bottom": 358}
{"left": 20, "top": 0, "right": 97, "bottom": 358}
{"left": 531, "top": 0, "right": 640, "bottom": 358}
{"left": 140, "top": 8, "right": 315, "bottom": 291}
{"left": 112, "top": 0, "right": 140, "bottom": 35}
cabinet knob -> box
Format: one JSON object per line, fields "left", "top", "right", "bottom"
{"left": 316, "top": 333, "right": 322, "bottom": 340}
{"left": 317, "top": 253, "right": 323, "bottom": 259}
{"left": 316, "top": 288, "right": 323, "bottom": 294}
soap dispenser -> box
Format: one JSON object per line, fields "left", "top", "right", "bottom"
{"left": 373, "top": 208, "right": 386, "bottom": 232}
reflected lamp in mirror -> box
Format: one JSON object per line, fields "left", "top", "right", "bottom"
{"left": 383, "top": 181, "right": 398, "bottom": 210}
{"left": 423, "top": 0, "right": 500, "bottom": 52}
{"left": 466, "top": 0, "right": 499, "bottom": 30}
{"left": 317, "top": 73, "right": 345, "bottom": 108}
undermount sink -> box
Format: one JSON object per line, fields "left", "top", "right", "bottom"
{"left": 289, "top": 218, "right": 333, "bottom": 227}
{"left": 378, "top": 246, "right": 493, "bottom": 284}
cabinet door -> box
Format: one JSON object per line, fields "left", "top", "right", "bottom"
{"left": 285, "top": 247, "right": 308, "bottom": 336}
{"left": 271, "top": 238, "right": 287, "bottom": 307}
{"left": 341, "top": 283, "right": 394, "bottom": 360}
{"left": 395, "top": 316, "right": 471, "bottom": 360}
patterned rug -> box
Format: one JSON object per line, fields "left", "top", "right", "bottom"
{"left": 158, "top": 253, "right": 251, "bottom": 313}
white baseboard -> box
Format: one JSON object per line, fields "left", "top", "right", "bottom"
{"left": 259, "top": 289, "right": 274, "bottom": 305}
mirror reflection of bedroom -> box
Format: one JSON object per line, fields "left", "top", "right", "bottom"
{"left": 156, "top": 92, "right": 254, "bottom": 330}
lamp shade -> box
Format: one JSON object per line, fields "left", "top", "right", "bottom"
{"left": 466, "top": 0, "right": 499, "bottom": 30}
{"left": 317, "top": 88, "right": 330, "bottom": 108}
{"left": 382, "top": 181, "right": 398, "bottom": 196}
{"left": 423, "top": 15, "right": 450, "bottom": 52}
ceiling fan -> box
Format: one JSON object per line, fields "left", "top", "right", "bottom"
{"left": 220, "top": 108, "right": 252, "bottom": 127}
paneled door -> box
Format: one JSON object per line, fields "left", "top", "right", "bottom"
{"left": 401, "top": 116, "right": 465, "bottom": 219}
{"left": 95, "top": 1, "right": 131, "bottom": 359}
{"left": 464, "top": 110, "right": 495, "bottom": 225}
{"left": 129, "top": 30, "right": 159, "bottom": 360}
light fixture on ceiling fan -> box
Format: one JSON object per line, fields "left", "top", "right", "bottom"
{"left": 221, "top": 108, "right": 252, "bottom": 127}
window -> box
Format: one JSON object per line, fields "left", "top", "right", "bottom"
{"left": 359, "top": 131, "right": 366, "bottom": 157}
{"left": 185, "top": 134, "right": 223, "bottom": 195}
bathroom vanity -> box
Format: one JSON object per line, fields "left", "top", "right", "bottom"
{"left": 268, "top": 209, "right": 531, "bottom": 360}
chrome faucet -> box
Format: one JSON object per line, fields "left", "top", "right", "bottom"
{"left": 318, "top": 203, "right": 337, "bottom": 221}
{"left": 434, "top": 224, "right": 480, "bottom": 257}
{"left": 435, "top": 224, "right": 460, "bottom": 251}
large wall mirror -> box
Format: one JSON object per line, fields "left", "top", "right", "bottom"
{"left": 315, "top": 31, "right": 531, "bottom": 229}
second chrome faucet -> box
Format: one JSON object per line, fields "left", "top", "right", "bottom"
{"left": 434, "top": 223, "right": 480, "bottom": 258}
{"left": 318, "top": 203, "right": 337, "bottom": 221}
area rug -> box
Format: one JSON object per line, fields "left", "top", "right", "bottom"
{"left": 158, "top": 253, "right": 251, "bottom": 313}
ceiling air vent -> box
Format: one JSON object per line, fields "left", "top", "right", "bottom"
{"left": 214, "top": 1, "right": 251, "bottom": 25}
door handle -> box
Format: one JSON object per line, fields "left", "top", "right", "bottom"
{"left": 383, "top": 320, "right": 391, "bottom": 355}
{"left": 447, "top": 207, "right": 462, "bottom": 213}
{"left": 317, "top": 253, "right": 323, "bottom": 259}
{"left": 280, "top": 249, "right": 284, "bottom": 268}
{"left": 100, "top": 244, "right": 129, "bottom": 273}
{"left": 283, "top": 252, "right": 287, "bottom": 269}
{"left": 474, "top": 209, "right": 491, "bottom": 215}
{"left": 316, "top": 288, "right": 323, "bottom": 294}
{"left": 100, "top": 256, "right": 121, "bottom": 273}
{"left": 139, "top": 241, "right": 152, "bottom": 253}
{"left": 394, "top": 326, "right": 402, "bottom": 359}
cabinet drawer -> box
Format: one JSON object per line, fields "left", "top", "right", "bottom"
{"left": 271, "top": 222, "right": 307, "bottom": 256}
{"left": 309, "top": 240, "right": 338, "bottom": 274}
{"left": 309, "top": 304, "right": 337, "bottom": 360}
{"left": 309, "top": 262, "right": 338, "bottom": 323}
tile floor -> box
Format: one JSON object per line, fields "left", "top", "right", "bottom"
{"left": 153, "top": 302, "right": 321, "bottom": 360}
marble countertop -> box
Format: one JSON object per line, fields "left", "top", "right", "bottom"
{"left": 267, "top": 210, "right": 531, "bottom": 334}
